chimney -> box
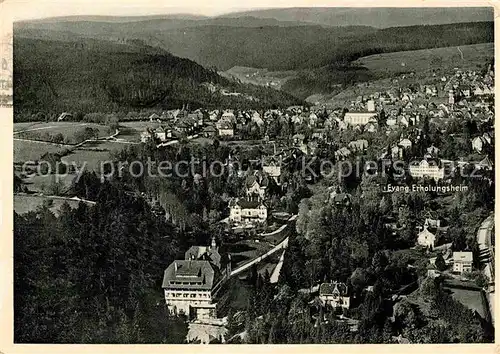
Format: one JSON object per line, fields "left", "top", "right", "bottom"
{"left": 211, "top": 236, "right": 216, "bottom": 250}
{"left": 174, "top": 262, "right": 178, "bottom": 272}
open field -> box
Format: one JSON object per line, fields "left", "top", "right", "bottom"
{"left": 61, "top": 140, "right": 132, "bottom": 172}
{"left": 14, "top": 194, "right": 82, "bottom": 216}
{"left": 14, "top": 121, "right": 111, "bottom": 139}
{"left": 15, "top": 138, "right": 130, "bottom": 174}
{"left": 21, "top": 174, "right": 75, "bottom": 194}
{"left": 222, "top": 66, "right": 298, "bottom": 90}
{"left": 14, "top": 139, "right": 66, "bottom": 163}
{"left": 354, "top": 43, "right": 493, "bottom": 76}
{"left": 62, "top": 147, "right": 113, "bottom": 173}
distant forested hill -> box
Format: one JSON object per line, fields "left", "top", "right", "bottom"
{"left": 220, "top": 7, "right": 493, "bottom": 28}
{"left": 15, "top": 20, "right": 493, "bottom": 71}
{"left": 14, "top": 18, "right": 494, "bottom": 107}
{"left": 14, "top": 37, "right": 302, "bottom": 117}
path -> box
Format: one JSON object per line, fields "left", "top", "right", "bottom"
{"left": 13, "top": 123, "right": 91, "bottom": 134}
{"left": 15, "top": 192, "right": 96, "bottom": 206}
{"left": 457, "top": 46, "right": 464, "bottom": 60}
{"left": 270, "top": 249, "right": 285, "bottom": 283}
{"left": 230, "top": 236, "right": 289, "bottom": 277}
{"left": 156, "top": 134, "right": 199, "bottom": 148}
{"left": 15, "top": 129, "right": 120, "bottom": 149}
{"left": 229, "top": 214, "right": 297, "bottom": 277}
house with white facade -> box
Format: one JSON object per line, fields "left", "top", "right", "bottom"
{"left": 399, "top": 138, "right": 413, "bottom": 149}
{"left": 344, "top": 111, "right": 377, "bottom": 126}
{"left": 229, "top": 197, "right": 267, "bottom": 225}
{"left": 162, "top": 260, "right": 219, "bottom": 320}
{"left": 319, "top": 282, "right": 350, "bottom": 309}
{"left": 417, "top": 227, "right": 436, "bottom": 249}
{"left": 453, "top": 252, "right": 473, "bottom": 274}
{"left": 409, "top": 158, "right": 446, "bottom": 181}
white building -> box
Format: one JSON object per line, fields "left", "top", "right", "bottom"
{"left": 409, "top": 159, "right": 445, "bottom": 181}
{"left": 262, "top": 159, "right": 281, "bottom": 180}
{"left": 229, "top": 198, "right": 267, "bottom": 225}
{"left": 319, "top": 282, "right": 350, "bottom": 309}
{"left": 162, "top": 260, "right": 218, "bottom": 320}
{"left": 453, "top": 252, "right": 473, "bottom": 274}
{"left": 344, "top": 111, "right": 377, "bottom": 126}
{"left": 417, "top": 227, "right": 436, "bottom": 249}
{"left": 367, "top": 100, "right": 376, "bottom": 112}
{"left": 399, "top": 138, "right": 412, "bottom": 149}
{"left": 217, "top": 122, "right": 234, "bottom": 137}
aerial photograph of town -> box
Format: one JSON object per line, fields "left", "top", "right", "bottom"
{"left": 11, "top": 5, "right": 495, "bottom": 344}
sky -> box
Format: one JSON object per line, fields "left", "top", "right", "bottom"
{"left": 5, "top": 0, "right": 492, "bottom": 21}
{"left": 7, "top": 0, "right": 271, "bottom": 20}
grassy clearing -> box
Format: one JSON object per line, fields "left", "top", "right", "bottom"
{"left": 62, "top": 148, "right": 112, "bottom": 173}
{"left": 14, "top": 140, "right": 66, "bottom": 163}
{"left": 354, "top": 43, "right": 493, "bottom": 76}
{"left": 14, "top": 194, "right": 81, "bottom": 216}
{"left": 14, "top": 121, "right": 110, "bottom": 137}
{"left": 21, "top": 174, "right": 75, "bottom": 194}
{"left": 222, "top": 66, "right": 298, "bottom": 90}
{"left": 117, "top": 121, "right": 159, "bottom": 142}
{"left": 61, "top": 140, "right": 131, "bottom": 172}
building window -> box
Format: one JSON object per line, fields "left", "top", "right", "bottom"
{"left": 183, "top": 294, "right": 188, "bottom": 298}
{"left": 190, "top": 294, "right": 196, "bottom": 298}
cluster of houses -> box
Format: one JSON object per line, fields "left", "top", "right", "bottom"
{"left": 414, "top": 213, "right": 474, "bottom": 277}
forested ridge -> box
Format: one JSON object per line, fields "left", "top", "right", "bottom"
{"left": 14, "top": 178, "right": 192, "bottom": 343}
{"left": 14, "top": 21, "right": 493, "bottom": 109}
{"left": 13, "top": 37, "right": 302, "bottom": 118}
{"left": 16, "top": 21, "right": 494, "bottom": 71}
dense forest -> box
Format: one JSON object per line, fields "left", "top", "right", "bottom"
{"left": 14, "top": 20, "right": 494, "bottom": 104}
{"left": 14, "top": 178, "right": 193, "bottom": 343}
{"left": 13, "top": 37, "right": 302, "bottom": 119}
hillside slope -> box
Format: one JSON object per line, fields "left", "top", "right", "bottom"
{"left": 15, "top": 21, "right": 493, "bottom": 72}
{"left": 14, "top": 37, "right": 302, "bottom": 118}
{"left": 219, "top": 7, "right": 494, "bottom": 28}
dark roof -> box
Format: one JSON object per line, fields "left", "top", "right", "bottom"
{"left": 230, "top": 196, "right": 265, "bottom": 209}
{"left": 162, "top": 260, "right": 217, "bottom": 290}
{"left": 409, "top": 158, "right": 442, "bottom": 167}
{"left": 202, "top": 125, "right": 217, "bottom": 132}
{"left": 185, "top": 245, "right": 221, "bottom": 269}
{"left": 319, "top": 282, "right": 349, "bottom": 296}
{"left": 176, "top": 121, "right": 192, "bottom": 128}
{"left": 237, "top": 198, "right": 264, "bottom": 209}
{"left": 245, "top": 175, "right": 257, "bottom": 188}
{"left": 333, "top": 193, "right": 351, "bottom": 204}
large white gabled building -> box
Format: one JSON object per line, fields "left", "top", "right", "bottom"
{"left": 229, "top": 197, "right": 267, "bottom": 225}
{"left": 409, "top": 158, "right": 446, "bottom": 181}
{"left": 344, "top": 111, "right": 378, "bottom": 126}
{"left": 162, "top": 238, "right": 226, "bottom": 320}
